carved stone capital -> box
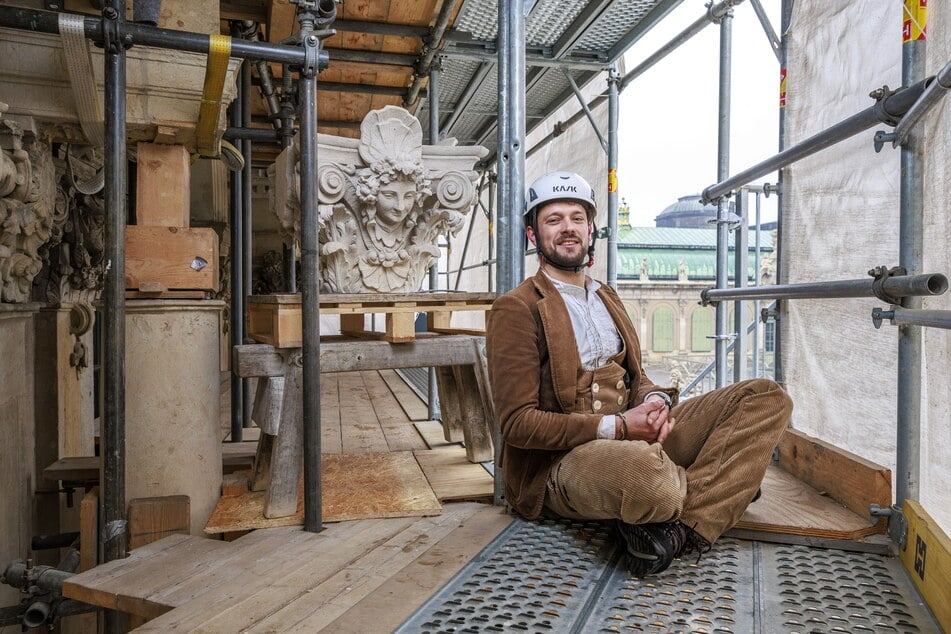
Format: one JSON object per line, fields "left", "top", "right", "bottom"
{"left": 270, "top": 105, "right": 488, "bottom": 294}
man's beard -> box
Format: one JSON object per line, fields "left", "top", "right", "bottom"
{"left": 540, "top": 234, "right": 589, "bottom": 269}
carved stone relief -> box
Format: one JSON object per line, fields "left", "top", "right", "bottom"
{"left": 270, "top": 105, "right": 488, "bottom": 294}
{"left": 0, "top": 104, "right": 56, "bottom": 304}
{"left": 31, "top": 144, "right": 106, "bottom": 305}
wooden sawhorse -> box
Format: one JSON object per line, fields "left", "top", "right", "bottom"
{"left": 233, "top": 334, "right": 496, "bottom": 518}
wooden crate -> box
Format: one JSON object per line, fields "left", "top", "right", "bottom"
{"left": 247, "top": 292, "right": 496, "bottom": 346}
{"left": 125, "top": 226, "right": 218, "bottom": 292}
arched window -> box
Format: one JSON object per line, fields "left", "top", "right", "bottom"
{"left": 624, "top": 302, "right": 638, "bottom": 328}
{"left": 690, "top": 308, "right": 714, "bottom": 352}
{"left": 652, "top": 306, "right": 675, "bottom": 353}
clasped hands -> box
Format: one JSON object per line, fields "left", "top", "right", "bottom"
{"left": 616, "top": 396, "right": 675, "bottom": 444}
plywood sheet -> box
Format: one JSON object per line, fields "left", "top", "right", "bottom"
{"left": 204, "top": 452, "right": 441, "bottom": 533}
{"left": 414, "top": 447, "right": 493, "bottom": 501}
{"left": 735, "top": 465, "right": 880, "bottom": 540}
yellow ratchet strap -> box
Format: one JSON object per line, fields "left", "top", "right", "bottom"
{"left": 196, "top": 34, "right": 232, "bottom": 157}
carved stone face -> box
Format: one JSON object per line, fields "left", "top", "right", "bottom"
{"left": 375, "top": 178, "right": 417, "bottom": 230}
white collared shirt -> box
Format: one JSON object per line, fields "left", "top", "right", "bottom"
{"left": 545, "top": 273, "right": 623, "bottom": 370}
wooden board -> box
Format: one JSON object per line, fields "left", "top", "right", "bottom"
{"left": 338, "top": 372, "right": 390, "bottom": 454}
{"left": 125, "top": 226, "right": 219, "bottom": 291}
{"left": 79, "top": 487, "right": 99, "bottom": 573}
{"left": 234, "top": 336, "right": 482, "bottom": 377}
{"left": 414, "top": 447, "right": 493, "bottom": 502}
{"left": 246, "top": 293, "right": 494, "bottom": 346}
{"left": 204, "top": 452, "right": 442, "bottom": 533}
{"left": 324, "top": 504, "right": 513, "bottom": 634}
{"left": 360, "top": 370, "right": 427, "bottom": 452}
{"left": 899, "top": 499, "right": 951, "bottom": 633}
{"left": 62, "top": 534, "right": 231, "bottom": 615}
{"left": 43, "top": 456, "right": 99, "bottom": 482}
{"left": 777, "top": 427, "right": 891, "bottom": 531}
{"left": 136, "top": 519, "right": 419, "bottom": 632}
{"left": 734, "top": 465, "right": 880, "bottom": 540}
{"left": 380, "top": 369, "right": 429, "bottom": 421}
{"left": 127, "top": 496, "right": 191, "bottom": 550}
{"left": 135, "top": 143, "right": 190, "bottom": 227}
{"left": 320, "top": 372, "right": 344, "bottom": 454}
{"left": 414, "top": 420, "right": 457, "bottom": 449}
{"left": 212, "top": 504, "right": 484, "bottom": 633}
{"left": 124, "top": 290, "right": 209, "bottom": 299}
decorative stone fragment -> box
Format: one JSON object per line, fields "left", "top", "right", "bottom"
{"left": 270, "top": 105, "right": 488, "bottom": 293}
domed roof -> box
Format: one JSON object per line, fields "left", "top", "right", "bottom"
{"left": 654, "top": 194, "right": 718, "bottom": 227}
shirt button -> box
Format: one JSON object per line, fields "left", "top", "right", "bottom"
{"left": 593, "top": 400, "right": 603, "bottom": 411}
{"left": 617, "top": 395, "right": 624, "bottom": 405}
{"left": 592, "top": 382, "right": 600, "bottom": 394}
{"left": 616, "top": 380, "right": 625, "bottom": 390}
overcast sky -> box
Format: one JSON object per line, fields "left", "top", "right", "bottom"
{"left": 618, "top": 0, "right": 782, "bottom": 227}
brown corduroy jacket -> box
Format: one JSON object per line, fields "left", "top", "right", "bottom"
{"left": 486, "top": 270, "right": 671, "bottom": 519}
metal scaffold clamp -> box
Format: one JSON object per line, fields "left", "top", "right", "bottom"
{"left": 706, "top": 0, "right": 741, "bottom": 24}
{"left": 869, "top": 264, "right": 907, "bottom": 305}
{"left": 100, "top": 5, "right": 132, "bottom": 54}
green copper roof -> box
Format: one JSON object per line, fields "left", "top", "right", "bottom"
{"left": 615, "top": 226, "right": 774, "bottom": 281}
{"left": 616, "top": 226, "right": 774, "bottom": 249}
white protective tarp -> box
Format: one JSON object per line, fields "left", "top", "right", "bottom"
{"left": 784, "top": 1, "right": 951, "bottom": 534}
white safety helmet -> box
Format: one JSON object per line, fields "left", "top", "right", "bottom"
{"left": 524, "top": 171, "right": 599, "bottom": 272}
{"left": 524, "top": 171, "right": 597, "bottom": 227}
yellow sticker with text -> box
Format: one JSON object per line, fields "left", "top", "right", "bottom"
{"left": 903, "top": 0, "right": 927, "bottom": 42}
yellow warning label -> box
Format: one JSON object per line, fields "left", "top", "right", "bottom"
{"left": 903, "top": 0, "right": 927, "bottom": 42}
{"left": 779, "top": 69, "right": 787, "bottom": 108}
{"left": 608, "top": 168, "right": 618, "bottom": 194}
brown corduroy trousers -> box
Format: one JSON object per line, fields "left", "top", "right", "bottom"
{"left": 543, "top": 378, "right": 793, "bottom": 542}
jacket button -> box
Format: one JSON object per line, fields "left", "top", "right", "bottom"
{"left": 593, "top": 400, "right": 603, "bottom": 411}
{"left": 616, "top": 380, "right": 625, "bottom": 390}
{"left": 617, "top": 395, "right": 624, "bottom": 405}
{"left": 592, "top": 382, "right": 600, "bottom": 393}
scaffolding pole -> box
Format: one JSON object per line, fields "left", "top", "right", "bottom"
{"left": 494, "top": 0, "right": 525, "bottom": 507}
{"left": 428, "top": 64, "right": 441, "bottom": 421}
{"left": 733, "top": 190, "right": 748, "bottom": 383}
{"left": 701, "top": 273, "right": 947, "bottom": 304}
{"left": 713, "top": 9, "right": 733, "bottom": 388}
{"left": 897, "top": 19, "right": 926, "bottom": 510}
{"left": 101, "top": 0, "right": 128, "bottom": 572}
{"left": 700, "top": 77, "right": 931, "bottom": 205}
{"left": 607, "top": 65, "right": 620, "bottom": 290}
{"left": 241, "top": 58, "right": 253, "bottom": 430}
{"left": 496, "top": 0, "right": 525, "bottom": 295}
{"left": 228, "top": 58, "right": 245, "bottom": 443}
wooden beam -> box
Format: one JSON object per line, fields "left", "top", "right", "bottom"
{"left": 777, "top": 428, "right": 891, "bottom": 528}
{"left": 233, "top": 336, "right": 482, "bottom": 377}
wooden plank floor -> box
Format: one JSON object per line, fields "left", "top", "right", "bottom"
{"left": 58, "top": 371, "right": 889, "bottom": 632}
{"left": 62, "top": 502, "right": 513, "bottom": 633}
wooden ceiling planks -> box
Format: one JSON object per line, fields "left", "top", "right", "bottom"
{"left": 244, "top": 0, "right": 459, "bottom": 145}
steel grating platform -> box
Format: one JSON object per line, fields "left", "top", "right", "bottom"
{"left": 396, "top": 517, "right": 942, "bottom": 633}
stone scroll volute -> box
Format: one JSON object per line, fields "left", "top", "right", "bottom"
{"left": 269, "top": 105, "right": 488, "bottom": 294}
